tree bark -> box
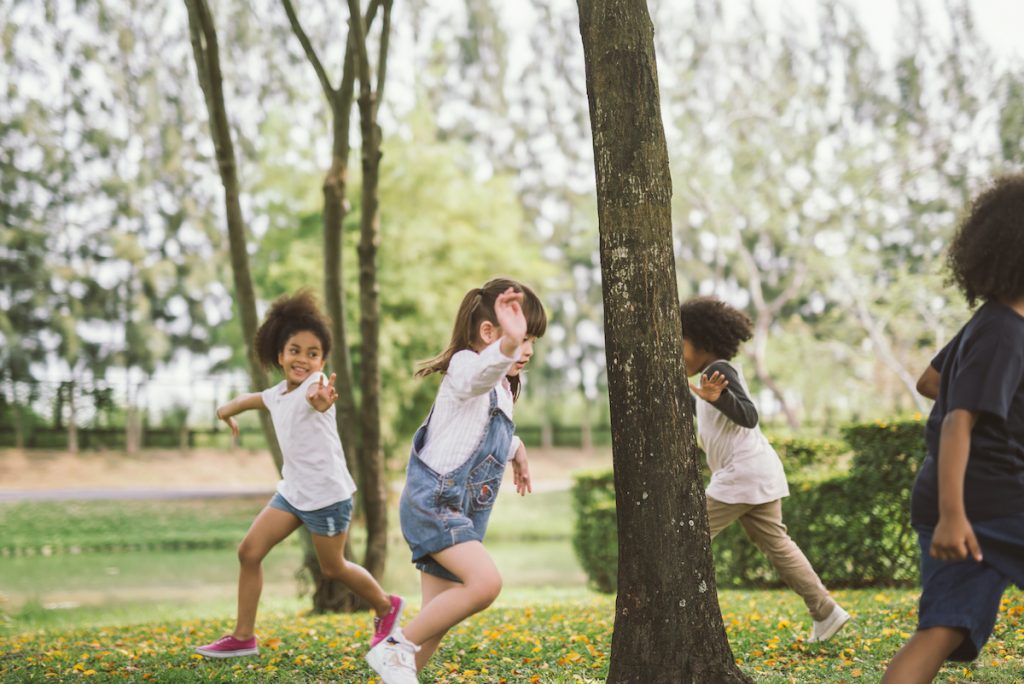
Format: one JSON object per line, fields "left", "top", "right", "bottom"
{"left": 348, "top": 0, "right": 391, "bottom": 587}
{"left": 576, "top": 2, "right": 751, "bottom": 682}
{"left": 184, "top": 0, "right": 282, "bottom": 470}
{"left": 282, "top": 0, "right": 389, "bottom": 612}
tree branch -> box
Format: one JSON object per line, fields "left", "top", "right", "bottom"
{"left": 280, "top": 0, "right": 337, "bottom": 104}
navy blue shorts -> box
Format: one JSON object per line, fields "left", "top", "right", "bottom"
{"left": 915, "top": 511, "right": 1024, "bottom": 661}
{"left": 269, "top": 493, "right": 353, "bottom": 538}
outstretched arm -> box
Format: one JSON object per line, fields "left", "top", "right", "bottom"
{"left": 690, "top": 362, "right": 759, "bottom": 428}
{"left": 216, "top": 393, "right": 266, "bottom": 438}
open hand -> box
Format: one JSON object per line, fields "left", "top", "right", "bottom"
{"left": 307, "top": 373, "right": 338, "bottom": 412}
{"left": 511, "top": 442, "right": 532, "bottom": 496}
{"left": 689, "top": 370, "right": 728, "bottom": 402}
{"left": 494, "top": 287, "right": 528, "bottom": 346}
{"left": 930, "top": 513, "right": 983, "bottom": 562}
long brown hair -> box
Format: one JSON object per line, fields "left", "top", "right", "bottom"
{"left": 417, "top": 278, "right": 547, "bottom": 399}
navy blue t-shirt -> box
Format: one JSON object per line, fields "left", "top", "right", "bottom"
{"left": 911, "top": 301, "right": 1024, "bottom": 526}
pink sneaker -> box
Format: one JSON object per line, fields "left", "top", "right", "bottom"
{"left": 195, "top": 634, "right": 259, "bottom": 658}
{"left": 371, "top": 595, "right": 406, "bottom": 647}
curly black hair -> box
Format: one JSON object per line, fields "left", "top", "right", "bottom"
{"left": 679, "top": 296, "right": 753, "bottom": 360}
{"left": 947, "top": 174, "right": 1024, "bottom": 305}
{"left": 253, "top": 290, "right": 332, "bottom": 370}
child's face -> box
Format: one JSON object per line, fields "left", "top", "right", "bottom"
{"left": 680, "top": 337, "right": 701, "bottom": 377}
{"left": 475, "top": 322, "right": 536, "bottom": 375}
{"left": 278, "top": 330, "right": 326, "bottom": 389}
{"left": 506, "top": 336, "right": 536, "bottom": 376}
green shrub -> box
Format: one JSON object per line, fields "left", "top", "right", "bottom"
{"left": 572, "top": 420, "right": 926, "bottom": 592}
{"left": 570, "top": 469, "right": 618, "bottom": 593}
{"left": 767, "top": 435, "right": 847, "bottom": 472}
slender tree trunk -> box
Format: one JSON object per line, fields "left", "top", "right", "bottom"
{"left": 577, "top": 2, "right": 751, "bottom": 681}
{"left": 66, "top": 381, "right": 78, "bottom": 454}
{"left": 281, "top": 0, "right": 389, "bottom": 612}
{"left": 348, "top": 0, "right": 391, "bottom": 586}
{"left": 184, "top": 0, "right": 282, "bottom": 471}
{"left": 13, "top": 399, "right": 25, "bottom": 450}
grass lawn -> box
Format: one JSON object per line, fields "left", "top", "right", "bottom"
{"left": 2, "top": 587, "right": 1022, "bottom": 682}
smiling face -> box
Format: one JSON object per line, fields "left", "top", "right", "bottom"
{"left": 277, "top": 330, "right": 326, "bottom": 390}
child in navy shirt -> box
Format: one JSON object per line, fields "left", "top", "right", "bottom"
{"left": 883, "top": 175, "right": 1024, "bottom": 683}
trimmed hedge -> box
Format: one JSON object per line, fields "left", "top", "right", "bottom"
{"left": 571, "top": 468, "right": 618, "bottom": 593}
{"left": 572, "top": 421, "right": 925, "bottom": 592}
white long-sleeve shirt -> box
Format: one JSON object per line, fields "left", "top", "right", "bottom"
{"left": 417, "top": 339, "right": 523, "bottom": 474}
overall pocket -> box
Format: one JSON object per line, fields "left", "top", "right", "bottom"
{"left": 468, "top": 454, "right": 505, "bottom": 511}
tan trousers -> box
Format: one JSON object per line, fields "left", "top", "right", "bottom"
{"left": 708, "top": 497, "right": 836, "bottom": 621}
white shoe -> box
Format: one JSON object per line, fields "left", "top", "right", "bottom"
{"left": 366, "top": 630, "right": 419, "bottom": 684}
{"left": 809, "top": 605, "right": 850, "bottom": 642}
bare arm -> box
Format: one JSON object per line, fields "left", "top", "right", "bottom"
{"left": 216, "top": 392, "right": 266, "bottom": 438}
{"left": 930, "top": 408, "right": 982, "bottom": 562}
{"left": 916, "top": 365, "right": 940, "bottom": 400}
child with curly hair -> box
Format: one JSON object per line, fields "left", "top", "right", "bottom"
{"left": 195, "top": 290, "right": 403, "bottom": 658}
{"left": 679, "top": 296, "right": 849, "bottom": 643}
{"left": 883, "top": 175, "right": 1024, "bottom": 683}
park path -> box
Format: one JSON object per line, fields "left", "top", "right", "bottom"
{"left": 0, "top": 479, "right": 574, "bottom": 503}
{"left": 0, "top": 447, "right": 598, "bottom": 503}
{"left": 0, "top": 487, "right": 276, "bottom": 503}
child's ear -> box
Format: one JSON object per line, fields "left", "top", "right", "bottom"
{"left": 479, "top": 320, "right": 498, "bottom": 344}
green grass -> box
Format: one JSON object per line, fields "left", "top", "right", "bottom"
{"left": 0, "top": 497, "right": 271, "bottom": 555}
{"left": 0, "top": 491, "right": 585, "bottom": 635}
{"left": 0, "top": 488, "right": 572, "bottom": 556}
{"left": 2, "top": 587, "right": 1022, "bottom": 682}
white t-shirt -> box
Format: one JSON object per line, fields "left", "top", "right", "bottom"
{"left": 417, "top": 339, "right": 524, "bottom": 475}
{"left": 261, "top": 372, "right": 357, "bottom": 511}
{"left": 696, "top": 362, "right": 789, "bottom": 505}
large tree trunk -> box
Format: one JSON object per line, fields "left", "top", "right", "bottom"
{"left": 349, "top": 0, "right": 391, "bottom": 590}
{"left": 576, "top": 2, "right": 751, "bottom": 682}
{"left": 184, "top": 0, "right": 282, "bottom": 469}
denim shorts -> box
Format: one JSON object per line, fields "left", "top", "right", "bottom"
{"left": 269, "top": 493, "right": 353, "bottom": 538}
{"left": 915, "top": 511, "right": 1024, "bottom": 661}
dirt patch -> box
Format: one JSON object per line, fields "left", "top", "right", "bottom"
{"left": 0, "top": 446, "right": 611, "bottom": 491}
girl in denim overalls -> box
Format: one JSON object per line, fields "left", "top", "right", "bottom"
{"left": 366, "top": 279, "right": 547, "bottom": 683}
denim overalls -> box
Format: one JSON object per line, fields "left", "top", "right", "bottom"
{"left": 399, "top": 389, "right": 514, "bottom": 582}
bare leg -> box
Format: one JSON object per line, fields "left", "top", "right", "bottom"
{"left": 234, "top": 506, "right": 302, "bottom": 640}
{"left": 400, "top": 542, "right": 501, "bottom": 661}
{"left": 882, "top": 626, "right": 967, "bottom": 684}
{"left": 310, "top": 531, "right": 392, "bottom": 615}
{"left": 414, "top": 572, "right": 461, "bottom": 670}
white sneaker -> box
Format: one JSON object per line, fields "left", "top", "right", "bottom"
{"left": 809, "top": 605, "right": 850, "bottom": 642}
{"left": 366, "top": 630, "right": 419, "bottom": 684}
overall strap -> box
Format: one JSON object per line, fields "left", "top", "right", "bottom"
{"left": 488, "top": 388, "right": 498, "bottom": 411}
